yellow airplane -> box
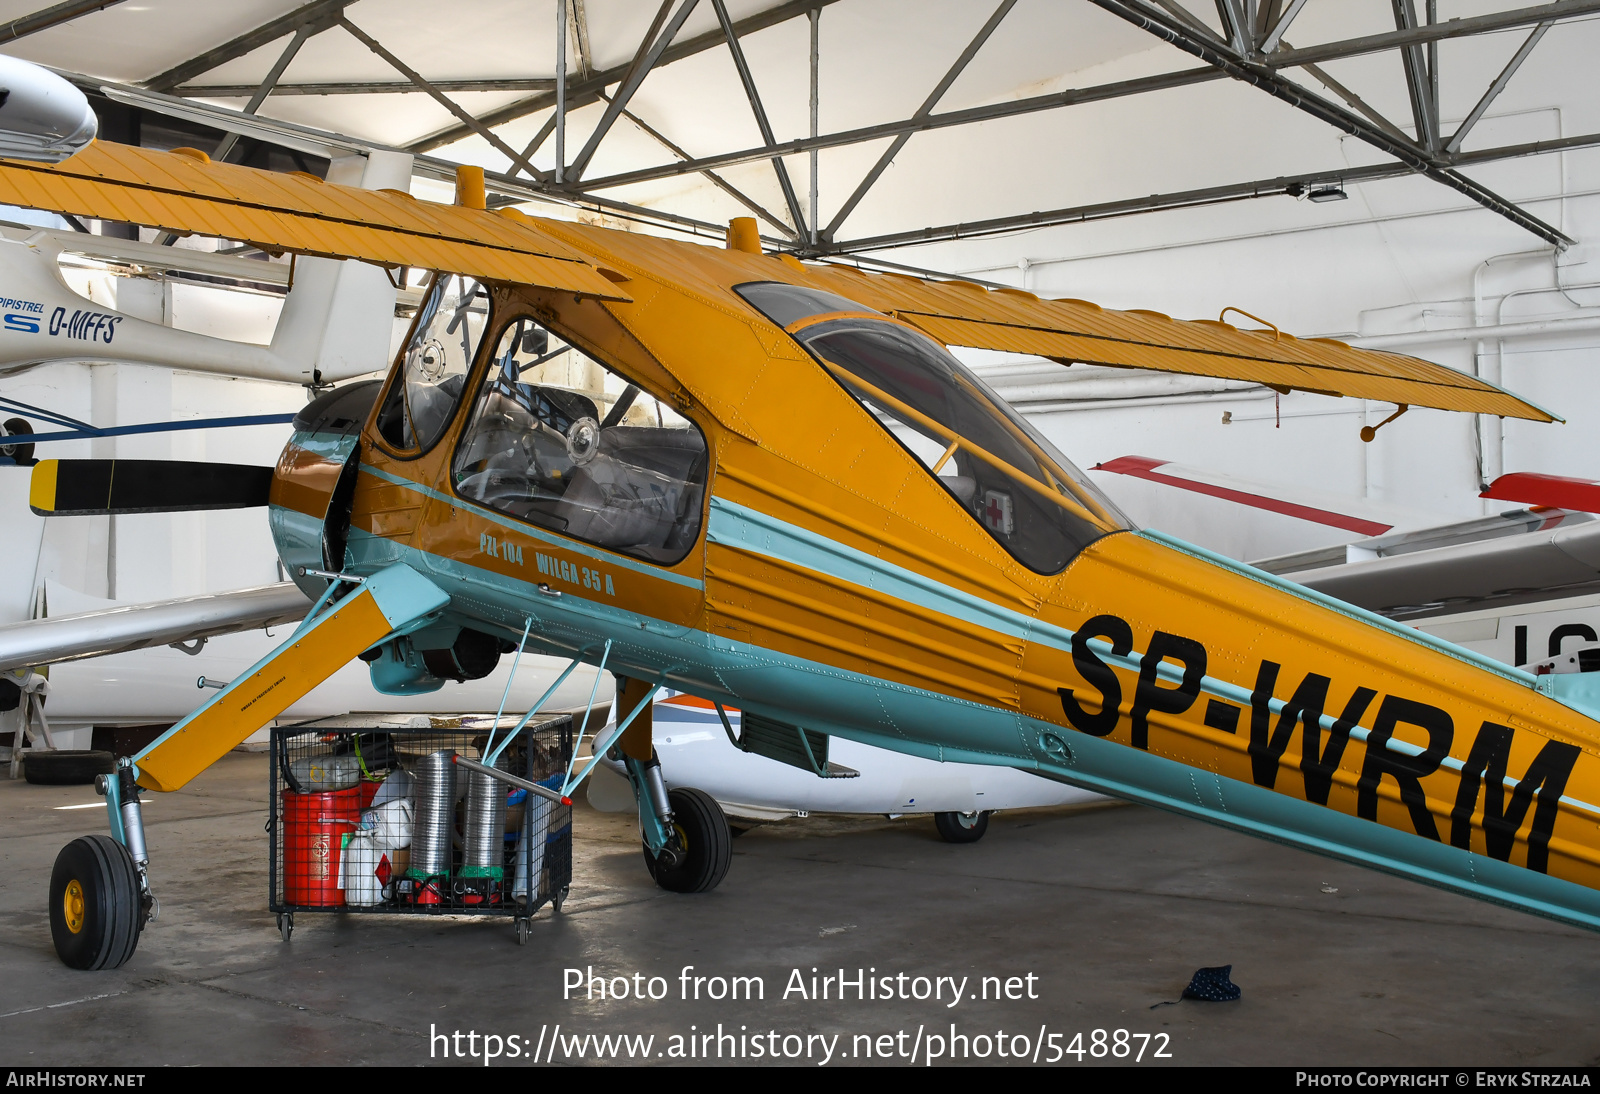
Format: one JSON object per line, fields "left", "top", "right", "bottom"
{"left": 7, "top": 140, "right": 1596, "bottom": 971}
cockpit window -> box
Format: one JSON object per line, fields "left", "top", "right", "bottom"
{"left": 736, "top": 281, "right": 1131, "bottom": 575}
{"left": 451, "top": 315, "right": 709, "bottom": 565}
{"left": 376, "top": 273, "right": 487, "bottom": 453}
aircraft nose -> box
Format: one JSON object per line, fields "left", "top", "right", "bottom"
{"left": 0, "top": 55, "right": 97, "bottom": 163}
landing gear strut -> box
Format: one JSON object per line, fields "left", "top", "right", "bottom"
{"left": 642, "top": 787, "right": 733, "bottom": 893}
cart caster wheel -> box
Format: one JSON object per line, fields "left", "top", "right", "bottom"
{"left": 552, "top": 886, "right": 568, "bottom": 913}
{"left": 516, "top": 918, "right": 530, "bottom": 946}
{"left": 276, "top": 913, "right": 293, "bottom": 942}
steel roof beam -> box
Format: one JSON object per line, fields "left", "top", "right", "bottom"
{"left": 1446, "top": 20, "right": 1552, "bottom": 154}
{"left": 409, "top": 0, "right": 841, "bottom": 155}
{"left": 1259, "top": 0, "right": 1308, "bottom": 53}
{"left": 822, "top": 162, "right": 1422, "bottom": 254}
{"left": 823, "top": 0, "right": 1016, "bottom": 241}
{"left": 145, "top": 0, "right": 354, "bottom": 93}
{"left": 819, "top": 122, "right": 1600, "bottom": 255}
{"left": 602, "top": 91, "right": 797, "bottom": 237}
{"left": 209, "top": 22, "right": 312, "bottom": 165}
{"left": 1392, "top": 0, "right": 1440, "bottom": 149}
{"left": 1152, "top": 0, "right": 1224, "bottom": 41}
{"left": 175, "top": 79, "right": 559, "bottom": 97}
{"left": 569, "top": 0, "right": 594, "bottom": 79}
{"left": 1217, "top": 0, "right": 1250, "bottom": 52}
{"left": 1089, "top": 0, "right": 1573, "bottom": 248}
{"left": 566, "top": 0, "right": 698, "bottom": 182}
{"left": 574, "top": 65, "right": 1226, "bottom": 192}
{"left": 710, "top": 0, "right": 806, "bottom": 234}
{"left": 0, "top": 0, "right": 127, "bottom": 43}
{"left": 1294, "top": 54, "right": 1413, "bottom": 144}
{"left": 339, "top": 16, "right": 544, "bottom": 181}
{"left": 1265, "top": 0, "right": 1600, "bottom": 68}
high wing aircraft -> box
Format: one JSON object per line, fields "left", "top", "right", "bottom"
{"left": 6, "top": 134, "right": 1600, "bottom": 974}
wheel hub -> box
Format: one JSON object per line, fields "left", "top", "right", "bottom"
{"left": 63, "top": 878, "right": 84, "bottom": 934}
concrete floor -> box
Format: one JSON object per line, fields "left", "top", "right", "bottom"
{"left": 2, "top": 751, "right": 1599, "bottom": 1067}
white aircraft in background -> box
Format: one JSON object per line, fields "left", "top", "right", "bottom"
{"left": 587, "top": 691, "right": 1108, "bottom": 843}
{"left": 1090, "top": 454, "right": 1600, "bottom": 675}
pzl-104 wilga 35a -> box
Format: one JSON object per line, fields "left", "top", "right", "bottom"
{"left": 2, "top": 138, "right": 1596, "bottom": 971}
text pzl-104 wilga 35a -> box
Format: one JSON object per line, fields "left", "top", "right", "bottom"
{"left": 2, "top": 140, "right": 1597, "bottom": 971}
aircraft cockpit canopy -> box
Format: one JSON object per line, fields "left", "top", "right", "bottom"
{"left": 737, "top": 281, "right": 1132, "bottom": 574}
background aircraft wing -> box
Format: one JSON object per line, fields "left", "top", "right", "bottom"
{"left": 0, "top": 142, "right": 629, "bottom": 300}
{"left": 0, "top": 582, "right": 311, "bottom": 673}
{"left": 1094, "top": 453, "right": 1600, "bottom": 619}
{"left": 800, "top": 263, "right": 1554, "bottom": 422}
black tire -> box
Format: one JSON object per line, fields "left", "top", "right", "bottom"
{"left": 2, "top": 417, "right": 33, "bottom": 466}
{"left": 642, "top": 787, "right": 732, "bottom": 894}
{"left": 24, "top": 750, "right": 117, "bottom": 786}
{"left": 50, "top": 835, "right": 143, "bottom": 970}
{"left": 934, "top": 810, "right": 991, "bottom": 844}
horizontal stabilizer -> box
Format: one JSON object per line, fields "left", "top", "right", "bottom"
{"left": 30, "top": 459, "right": 272, "bottom": 515}
{"left": 0, "top": 583, "right": 312, "bottom": 673}
{"left": 1482, "top": 472, "right": 1600, "bottom": 514}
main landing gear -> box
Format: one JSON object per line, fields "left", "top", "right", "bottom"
{"left": 624, "top": 751, "right": 731, "bottom": 894}
{"left": 643, "top": 787, "right": 733, "bottom": 893}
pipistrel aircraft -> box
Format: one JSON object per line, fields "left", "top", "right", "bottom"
{"left": 3, "top": 131, "right": 1598, "bottom": 973}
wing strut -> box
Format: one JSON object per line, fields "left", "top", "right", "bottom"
{"left": 130, "top": 563, "right": 450, "bottom": 793}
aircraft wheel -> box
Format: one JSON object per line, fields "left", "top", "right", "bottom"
{"left": 50, "top": 835, "right": 142, "bottom": 970}
{"left": 643, "top": 788, "right": 731, "bottom": 894}
{"left": 2, "top": 416, "right": 34, "bottom": 465}
{"left": 934, "top": 810, "right": 991, "bottom": 844}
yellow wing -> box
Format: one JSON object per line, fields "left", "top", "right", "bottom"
{"left": 797, "top": 263, "right": 1554, "bottom": 422}
{"left": 0, "top": 141, "right": 629, "bottom": 300}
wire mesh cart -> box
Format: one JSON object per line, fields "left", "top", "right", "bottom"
{"left": 268, "top": 713, "right": 574, "bottom": 945}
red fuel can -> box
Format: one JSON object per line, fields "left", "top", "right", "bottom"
{"left": 281, "top": 786, "right": 360, "bottom": 907}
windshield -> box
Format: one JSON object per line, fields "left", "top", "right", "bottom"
{"left": 375, "top": 273, "right": 488, "bottom": 453}
{"left": 736, "top": 282, "right": 1130, "bottom": 574}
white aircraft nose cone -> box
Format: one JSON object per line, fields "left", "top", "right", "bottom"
{"left": 0, "top": 54, "right": 96, "bottom": 163}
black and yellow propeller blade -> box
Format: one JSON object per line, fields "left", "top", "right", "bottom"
{"left": 29, "top": 459, "right": 272, "bottom": 516}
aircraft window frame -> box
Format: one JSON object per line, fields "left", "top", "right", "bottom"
{"left": 370, "top": 272, "right": 492, "bottom": 461}
{"left": 734, "top": 280, "right": 1130, "bottom": 576}
{"left": 447, "top": 311, "right": 712, "bottom": 568}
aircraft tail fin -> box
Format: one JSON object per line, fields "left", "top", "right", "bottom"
{"left": 268, "top": 150, "right": 413, "bottom": 384}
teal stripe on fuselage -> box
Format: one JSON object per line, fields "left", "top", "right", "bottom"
{"left": 356, "top": 463, "right": 704, "bottom": 591}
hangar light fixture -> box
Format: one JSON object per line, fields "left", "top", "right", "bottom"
{"left": 1308, "top": 185, "right": 1349, "bottom": 203}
